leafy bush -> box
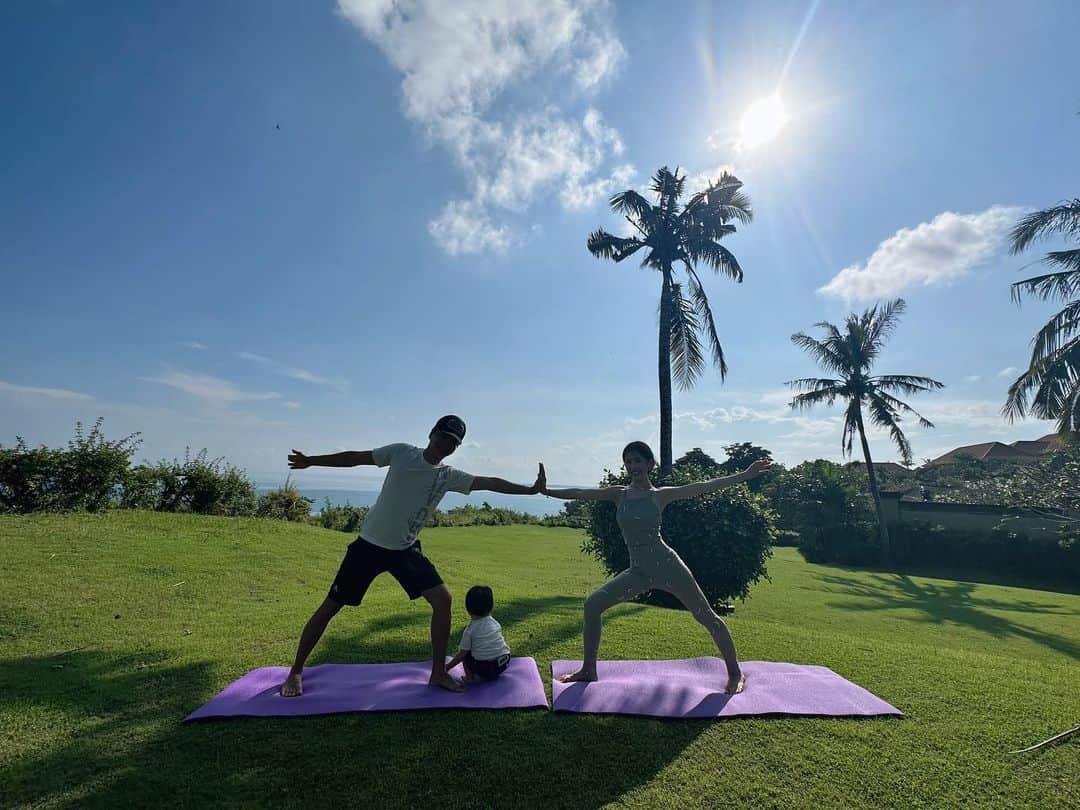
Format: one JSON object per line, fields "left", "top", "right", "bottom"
{"left": 582, "top": 459, "right": 776, "bottom": 608}
{"left": 765, "top": 460, "right": 879, "bottom": 565}
{"left": 891, "top": 522, "right": 1080, "bottom": 585}
{"left": 428, "top": 502, "right": 541, "bottom": 527}
{"left": 1003, "top": 441, "right": 1080, "bottom": 546}
{"left": 541, "top": 499, "right": 590, "bottom": 529}
{"left": 0, "top": 419, "right": 141, "bottom": 513}
{"left": 141, "top": 449, "right": 257, "bottom": 516}
{"left": 257, "top": 481, "right": 314, "bottom": 522}
{"left": 317, "top": 500, "right": 370, "bottom": 533}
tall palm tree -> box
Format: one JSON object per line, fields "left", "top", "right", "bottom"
{"left": 788, "top": 299, "right": 943, "bottom": 560}
{"left": 1003, "top": 199, "right": 1080, "bottom": 432}
{"left": 587, "top": 166, "right": 753, "bottom": 474}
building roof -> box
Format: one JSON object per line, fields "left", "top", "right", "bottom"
{"left": 926, "top": 441, "right": 1042, "bottom": 466}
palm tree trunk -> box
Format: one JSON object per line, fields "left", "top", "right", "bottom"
{"left": 855, "top": 411, "right": 892, "bottom": 563}
{"left": 658, "top": 269, "right": 674, "bottom": 475}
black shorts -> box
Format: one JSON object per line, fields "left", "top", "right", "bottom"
{"left": 463, "top": 652, "right": 511, "bottom": 680}
{"left": 328, "top": 538, "right": 443, "bottom": 606}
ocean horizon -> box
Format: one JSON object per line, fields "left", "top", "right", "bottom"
{"left": 256, "top": 485, "right": 563, "bottom": 517}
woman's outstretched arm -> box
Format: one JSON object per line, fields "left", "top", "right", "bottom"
{"left": 542, "top": 466, "right": 621, "bottom": 502}
{"left": 656, "top": 460, "right": 772, "bottom": 506}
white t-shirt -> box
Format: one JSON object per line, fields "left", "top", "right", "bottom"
{"left": 459, "top": 615, "right": 510, "bottom": 661}
{"left": 359, "top": 443, "right": 475, "bottom": 551}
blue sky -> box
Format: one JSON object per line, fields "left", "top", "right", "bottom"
{"left": 2, "top": 0, "right": 1077, "bottom": 489}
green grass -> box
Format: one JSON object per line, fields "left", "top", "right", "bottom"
{"left": 2, "top": 511, "right": 1078, "bottom": 809}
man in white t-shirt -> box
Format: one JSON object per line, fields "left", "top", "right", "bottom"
{"left": 279, "top": 415, "right": 544, "bottom": 695}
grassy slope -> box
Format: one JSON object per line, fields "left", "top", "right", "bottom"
{"left": 1, "top": 511, "right": 1077, "bottom": 809}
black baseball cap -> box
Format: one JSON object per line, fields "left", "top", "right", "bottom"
{"left": 432, "top": 414, "right": 466, "bottom": 444}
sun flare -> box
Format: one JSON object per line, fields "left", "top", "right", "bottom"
{"left": 739, "top": 94, "right": 790, "bottom": 149}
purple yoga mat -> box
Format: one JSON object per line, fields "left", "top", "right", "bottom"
{"left": 551, "top": 658, "right": 902, "bottom": 719}
{"left": 184, "top": 658, "right": 548, "bottom": 722}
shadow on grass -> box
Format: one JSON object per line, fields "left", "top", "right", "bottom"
{"left": 815, "top": 572, "right": 1080, "bottom": 660}
{"left": 805, "top": 553, "right": 1080, "bottom": 596}
{"left": 5, "top": 595, "right": 701, "bottom": 809}
{"left": 2, "top": 654, "right": 708, "bottom": 810}
{"left": 312, "top": 594, "right": 646, "bottom": 673}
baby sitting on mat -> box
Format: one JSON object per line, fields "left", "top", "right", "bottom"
{"left": 445, "top": 585, "right": 511, "bottom": 683}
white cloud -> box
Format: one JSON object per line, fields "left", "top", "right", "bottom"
{"left": 963, "top": 375, "right": 981, "bottom": 383}
{"left": 562, "top": 161, "right": 635, "bottom": 211}
{"left": 283, "top": 401, "right": 301, "bottom": 409}
{"left": 286, "top": 369, "right": 330, "bottom": 386}
{"left": 179, "top": 341, "right": 207, "bottom": 350}
{"left": 142, "top": 370, "right": 281, "bottom": 406}
{"left": 429, "top": 199, "right": 512, "bottom": 255}
{"left": 0, "top": 380, "right": 93, "bottom": 401}
{"left": 818, "top": 205, "right": 1023, "bottom": 301}
{"left": 237, "top": 352, "right": 273, "bottom": 365}
{"left": 997, "top": 366, "right": 1019, "bottom": 378}
{"left": 337, "top": 0, "right": 629, "bottom": 254}
{"left": 237, "top": 352, "right": 344, "bottom": 389}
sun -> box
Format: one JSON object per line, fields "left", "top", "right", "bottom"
{"left": 739, "top": 94, "right": 790, "bottom": 150}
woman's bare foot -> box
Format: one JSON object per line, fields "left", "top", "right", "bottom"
{"left": 725, "top": 671, "right": 746, "bottom": 695}
{"left": 429, "top": 672, "right": 465, "bottom": 692}
{"left": 558, "top": 668, "right": 598, "bottom": 684}
{"left": 280, "top": 672, "right": 303, "bottom": 697}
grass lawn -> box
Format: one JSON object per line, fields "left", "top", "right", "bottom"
{"left": 2, "top": 511, "right": 1078, "bottom": 808}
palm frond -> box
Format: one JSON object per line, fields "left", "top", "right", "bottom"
{"left": 1057, "top": 376, "right": 1080, "bottom": 433}
{"left": 871, "top": 373, "right": 945, "bottom": 397}
{"left": 1003, "top": 336, "right": 1080, "bottom": 423}
{"left": 684, "top": 239, "right": 744, "bottom": 282}
{"left": 609, "top": 190, "right": 657, "bottom": 232}
{"left": 685, "top": 266, "right": 728, "bottom": 377}
{"left": 698, "top": 172, "right": 754, "bottom": 224}
{"left": 865, "top": 299, "right": 907, "bottom": 351}
{"left": 1027, "top": 299, "right": 1080, "bottom": 363}
{"left": 1009, "top": 200, "right": 1080, "bottom": 254}
{"left": 650, "top": 166, "right": 686, "bottom": 214}
{"left": 1045, "top": 248, "right": 1080, "bottom": 273}
{"left": 1011, "top": 267, "right": 1080, "bottom": 304}
{"left": 789, "top": 383, "right": 843, "bottom": 411}
{"left": 586, "top": 229, "right": 645, "bottom": 262}
{"left": 841, "top": 398, "right": 862, "bottom": 457}
{"left": 787, "top": 377, "right": 845, "bottom": 394}
{"left": 867, "top": 393, "right": 914, "bottom": 465}
{"left": 791, "top": 331, "right": 852, "bottom": 377}
{"left": 872, "top": 389, "right": 935, "bottom": 430}
{"left": 1029, "top": 341, "right": 1080, "bottom": 423}
{"left": 668, "top": 282, "right": 705, "bottom": 391}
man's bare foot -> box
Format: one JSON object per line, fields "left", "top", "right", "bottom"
{"left": 725, "top": 671, "right": 746, "bottom": 695}
{"left": 558, "top": 668, "right": 598, "bottom": 684}
{"left": 429, "top": 672, "right": 465, "bottom": 692}
{"left": 280, "top": 672, "right": 303, "bottom": 697}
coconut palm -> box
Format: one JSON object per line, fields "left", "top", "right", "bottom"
{"left": 1004, "top": 199, "right": 1080, "bottom": 432}
{"left": 587, "top": 166, "right": 752, "bottom": 474}
{"left": 788, "top": 299, "right": 943, "bottom": 560}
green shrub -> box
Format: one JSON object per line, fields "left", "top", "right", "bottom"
{"left": 892, "top": 522, "right": 1080, "bottom": 585}
{"left": 427, "top": 502, "right": 540, "bottom": 527}
{"left": 119, "top": 464, "right": 161, "bottom": 510}
{"left": 541, "top": 499, "right": 590, "bottom": 529}
{"left": 582, "top": 460, "right": 776, "bottom": 608}
{"left": 0, "top": 419, "right": 140, "bottom": 513}
{"left": 765, "top": 460, "right": 879, "bottom": 565}
{"left": 257, "top": 481, "right": 314, "bottom": 522}
{"left": 145, "top": 450, "right": 257, "bottom": 516}
{"left": 317, "top": 500, "right": 369, "bottom": 533}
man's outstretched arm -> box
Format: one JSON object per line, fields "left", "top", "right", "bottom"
{"left": 470, "top": 463, "right": 545, "bottom": 495}
{"left": 289, "top": 449, "right": 376, "bottom": 468}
